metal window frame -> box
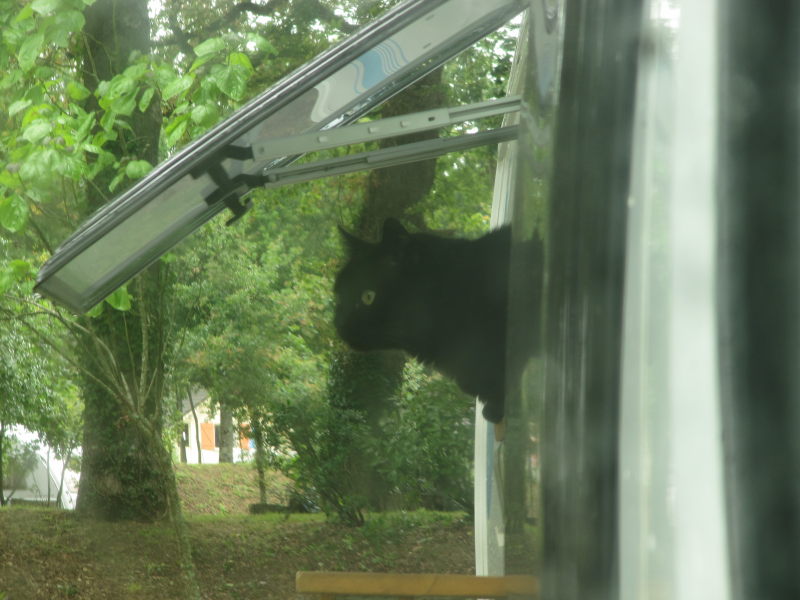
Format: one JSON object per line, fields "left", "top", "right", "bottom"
{"left": 34, "top": 0, "right": 525, "bottom": 313}
{"left": 717, "top": 3, "right": 800, "bottom": 599}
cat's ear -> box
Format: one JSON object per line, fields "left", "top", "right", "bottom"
{"left": 338, "top": 225, "right": 369, "bottom": 256}
{"left": 381, "top": 218, "right": 409, "bottom": 246}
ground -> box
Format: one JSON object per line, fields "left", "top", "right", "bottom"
{"left": 0, "top": 463, "right": 474, "bottom": 599}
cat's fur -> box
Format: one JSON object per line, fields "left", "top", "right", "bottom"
{"left": 333, "top": 218, "right": 510, "bottom": 423}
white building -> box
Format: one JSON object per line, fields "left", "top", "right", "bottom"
{"left": 176, "top": 389, "right": 253, "bottom": 464}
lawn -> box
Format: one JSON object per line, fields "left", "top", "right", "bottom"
{"left": 0, "top": 464, "right": 474, "bottom": 599}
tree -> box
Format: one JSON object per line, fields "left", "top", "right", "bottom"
{"left": 1, "top": 0, "right": 516, "bottom": 544}
{"left": 0, "top": 0, "right": 202, "bottom": 595}
{"left": 324, "top": 66, "right": 447, "bottom": 515}
{"left": 166, "top": 3, "right": 517, "bottom": 524}
{"left": 70, "top": 0, "right": 172, "bottom": 523}
{"left": 0, "top": 434, "right": 39, "bottom": 504}
{"left": 172, "top": 203, "right": 333, "bottom": 502}
{"left": 2, "top": 0, "right": 267, "bottom": 523}
{"left": 0, "top": 317, "right": 65, "bottom": 506}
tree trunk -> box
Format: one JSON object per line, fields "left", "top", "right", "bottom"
{"left": 177, "top": 392, "right": 187, "bottom": 464}
{"left": 75, "top": 0, "right": 170, "bottom": 522}
{"left": 56, "top": 446, "right": 73, "bottom": 508}
{"left": 218, "top": 403, "right": 234, "bottom": 463}
{"left": 357, "top": 68, "right": 446, "bottom": 235}
{"left": 75, "top": 4, "right": 200, "bottom": 597}
{"left": 249, "top": 409, "right": 269, "bottom": 504}
{"left": 187, "top": 389, "right": 202, "bottom": 464}
{"left": 331, "top": 68, "right": 446, "bottom": 511}
{"left": 77, "top": 356, "right": 170, "bottom": 520}
{"left": 0, "top": 421, "right": 5, "bottom": 506}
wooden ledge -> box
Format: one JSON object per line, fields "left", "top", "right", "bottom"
{"left": 296, "top": 571, "right": 538, "bottom": 598}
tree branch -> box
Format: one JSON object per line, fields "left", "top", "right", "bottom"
{"left": 153, "top": 0, "right": 357, "bottom": 52}
{"left": 155, "top": 0, "right": 290, "bottom": 50}
{"left": 1, "top": 298, "right": 137, "bottom": 416}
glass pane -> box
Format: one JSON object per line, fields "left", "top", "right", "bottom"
{"left": 35, "top": 0, "right": 525, "bottom": 313}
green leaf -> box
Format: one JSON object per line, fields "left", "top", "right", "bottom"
{"left": 194, "top": 37, "right": 226, "bottom": 57}
{"left": 162, "top": 74, "right": 194, "bottom": 100}
{"left": 56, "top": 8, "right": 85, "bottom": 31}
{"left": 14, "top": 4, "right": 34, "bottom": 23}
{"left": 0, "top": 267, "right": 14, "bottom": 294}
{"left": 211, "top": 64, "right": 249, "bottom": 100}
{"left": 103, "top": 74, "right": 136, "bottom": 104}
{"left": 105, "top": 286, "right": 132, "bottom": 311}
{"left": 85, "top": 301, "right": 104, "bottom": 318}
{"left": 0, "top": 171, "right": 17, "bottom": 188}
{"left": 111, "top": 94, "right": 136, "bottom": 116}
{"left": 122, "top": 62, "right": 148, "bottom": 80}
{"left": 92, "top": 129, "right": 116, "bottom": 147}
{"left": 17, "top": 32, "right": 44, "bottom": 72}
{"left": 66, "top": 80, "right": 90, "bottom": 101}
{"left": 9, "top": 99, "right": 31, "bottom": 116}
{"left": 45, "top": 10, "right": 85, "bottom": 47}
{"left": 138, "top": 87, "right": 155, "bottom": 112}
{"left": 0, "top": 196, "right": 29, "bottom": 232}
{"left": 9, "top": 260, "right": 33, "bottom": 278}
{"left": 31, "top": 0, "right": 62, "bottom": 15}
{"left": 18, "top": 156, "right": 45, "bottom": 182}
{"left": 75, "top": 112, "right": 95, "bottom": 140}
{"left": 153, "top": 64, "right": 179, "bottom": 89}
{"left": 228, "top": 52, "right": 253, "bottom": 73}
{"left": 190, "top": 104, "right": 219, "bottom": 127}
{"left": 20, "top": 102, "right": 49, "bottom": 127}
{"left": 22, "top": 120, "right": 52, "bottom": 143}
{"left": 164, "top": 115, "right": 189, "bottom": 147}
{"left": 189, "top": 54, "right": 214, "bottom": 73}
{"left": 173, "top": 101, "right": 190, "bottom": 116}
{"left": 108, "top": 171, "right": 125, "bottom": 192}
{"left": 34, "top": 65, "right": 55, "bottom": 82}
{"left": 99, "top": 109, "right": 117, "bottom": 132}
{"left": 125, "top": 159, "right": 152, "bottom": 179}
{"left": 246, "top": 33, "right": 276, "bottom": 55}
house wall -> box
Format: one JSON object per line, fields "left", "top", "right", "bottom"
{"left": 177, "top": 400, "right": 253, "bottom": 464}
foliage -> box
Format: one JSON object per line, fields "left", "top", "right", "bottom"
{"left": 0, "top": 435, "right": 38, "bottom": 494}
{"left": 0, "top": 286, "right": 79, "bottom": 453}
{"left": 0, "top": 321, "right": 61, "bottom": 435}
{"left": 276, "top": 357, "right": 474, "bottom": 524}
{"left": 171, "top": 207, "right": 332, "bottom": 421}
{"left": 0, "top": 0, "right": 93, "bottom": 255}
{"left": 275, "top": 394, "right": 371, "bottom": 525}
{"left": 369, "top": 362, "right": 475, "bottom": 513}
{"left": 165, "top": 7, "right": 518, "bottom": 525}
{"left": 0, "top": 0, "right": 519, "bottom": 535}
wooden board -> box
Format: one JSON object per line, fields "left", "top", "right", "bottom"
{"left": 295, "top": 572, "right": 538, "bottom": 598}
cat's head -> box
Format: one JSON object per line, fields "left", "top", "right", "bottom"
{"left": 333, "top": 219, "right": 422, "bottom": 352}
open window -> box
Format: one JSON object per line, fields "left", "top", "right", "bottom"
{"left": 32, "top": 0, "right": 800, "bottom": 598}
{"left": 34, "top": 0, "right": 525, "bottom": 314}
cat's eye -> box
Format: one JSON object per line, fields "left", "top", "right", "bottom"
{"left": 361, "top": 290, "right": 376, "bottom": 306}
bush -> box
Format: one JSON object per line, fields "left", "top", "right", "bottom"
{"left": 368, "top": 361, "right": 474, "bottom": 513}
{"left": 271, "top": 357, "right": 474, "bottom": 525}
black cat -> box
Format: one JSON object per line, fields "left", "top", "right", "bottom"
{"left": 333, "top": 218, "right": 510, "bottom": 423}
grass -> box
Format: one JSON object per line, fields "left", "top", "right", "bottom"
{"left": 0, "top": 463, "right": 474, "bottom": 599}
